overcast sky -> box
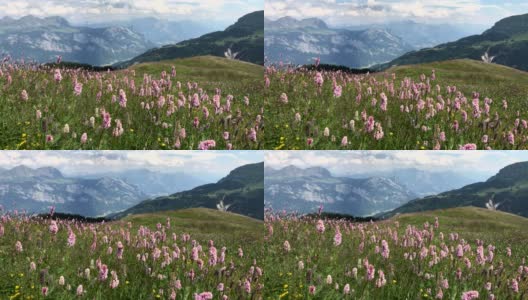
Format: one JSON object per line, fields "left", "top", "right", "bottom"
{"left": 0, "top": 0, "right": 263, "bottom": 24}
{"left": 0, "top": 151, "right": 263, "bottom": 178}
{"left": 265, "top": 151, "right": 528, "bottom": 179}
{"left": 265, "top": 0, "right": 528, "bottom": 27}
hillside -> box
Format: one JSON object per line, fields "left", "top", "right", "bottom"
{"left": 385, "top": 59, "right": 528, "bottom": 113}
{"left": 0, "top": 15, "right": 153, "bottom": 65}
{"left": 384, "top": 161, "right": 528, "bottom": 218}
{"left": 386, "top": 13, "right": 528, "bottom": 71}
{"left": 116, "top": 11, "right": 264, "bottom": 67}
{"left": 112, "top": 163, "right": 264, "bottom": 220}
{"left": 393, "top": 207, "right": 528, "bottom": 245}
{"left": 128, "top": 55, "right": 263, "bottom": 83}
{"left": 120, "top": 208, "right": 262, "bottom": 244}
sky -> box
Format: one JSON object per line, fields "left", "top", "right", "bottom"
{"left": 0, "top": 151, "right": 264, "bottom": 178}
{"left": 265, "top": 0, "right": 528, "bottom": 27}
{"left": 265, "top": 151, "right": 528, "bottom": 179}
{"left": 0, "top": 0, "right": 263, "bottom": 24}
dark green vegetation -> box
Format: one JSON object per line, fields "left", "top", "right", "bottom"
{"left": 117, "top": 11, "right": 264, "bottom": 67}
{"left": 112, "top": 163, "right": 264, "bottom": 220}
{"left": 385, "top": 161, "right": 528, "bottom": 218}
{"left": 386, "top": 13, "right": 528, "bottom": 71}
{"left": 44, "top": 62, "right": 115, "bottom": 72}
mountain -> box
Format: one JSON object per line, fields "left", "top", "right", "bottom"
{"left": 0, "top": 15, "right": 154, "bottom": 66}
{"left": 264, "top": 16, "right": 413, "bottom": 68}
{"left": 81, "top": 169, "right": 209, "bottom": 197}
{"left": 384, "top": 161, "right": 528, "bottom": 218}
{"left": 85, "top": 18, "right": 218, "bottom": 46}
{"left": 0, "top": 166, "right": 146, "bottom": 217}
{"left": 111, "top": 162, "right": 264, "bottom": 220}
{"left": 385, "top": 13, "right": 528, "bottom": 71}
{"left": 344, "top": 168, "right": 480, "bottom": 197}
{"left": 116, "top": 11, "right": 264, "bottom": 67}
{"left": 265, "top": 165, "right": 417, "bottom": 216}
{"left": 344, "top": 21, "right": 481, "bottom": 51}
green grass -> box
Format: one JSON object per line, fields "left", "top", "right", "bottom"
{"left": 265, "top": 59, "right": 528, "bottom": 150}
{"left": 0, "top": 208, "right": 263, "bottom": 299}
{"left": 0, "top": 56, "right": 263, "bottom": 150}
{"left": 264, "top": 207, "right": 528, "bottom": 299}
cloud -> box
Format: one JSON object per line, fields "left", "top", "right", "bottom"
{"left": 0, "top": 151, "right": 263, "bottom": 178}
{"left": 265, "top": 0, "right": 526, "bottom": 26}
{"left": 0, "top": 0, "right": 262, "bottom": 23}
{"left": 265, "top": 151, "right": 528, "bottom": 178}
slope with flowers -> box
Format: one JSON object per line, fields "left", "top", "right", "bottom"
{"left": 0, "top": 208, "right": 264, "bottom": 299}
{"left": 265, "top": 58, "right": 528, "bottom": 150}
{"left": 264, "top": 206, "right": 528, "bottom": 299}
{"left": 0, "top": 55, "right": 263, "bottom": 150}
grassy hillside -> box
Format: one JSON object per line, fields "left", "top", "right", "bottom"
{"left": 394, "top": 207, "right": 528, "bottom": 245}
{"left": 113, "top": 162, "right": 264, "bottom": 220}
{"left": 386, "top": 13, "right": 528, "bottom": 71}
{"left": 384, "top": 161, "right": 528, "bottom": 218}
{"left": 387, "top": 59, "right": 528, "bottom": 102}
{"left": 265, "top": 59, "right": 528, "bottom": 150}
{"left": 118, "top": 11, "right": 264, "bottom": 67}
{"left": 120, "top": 208, "right": 262, "bottom": 244}
{"left": 0, "top": 56, "right": 263, "bottom": 150}
{"left": 129, "top": 55, "right": 262, "bottom": 83}
{"left": 264, "top": 207, "right": 528, "bottom": 299}
{"left": 0, "top": 208, "right": 263, "bottom": 299}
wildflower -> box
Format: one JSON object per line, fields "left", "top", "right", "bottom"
{"left": 119, "top": 89, "right": 127, "bottom": 108}
{"left": 42, "top": 286, "right": 48, "bottom": 296}
{"left": 67, "top": 230, "right": 76, "bottom": 247}
{"left": 49, "top": 221, "right": 58, "bottom": 234}
{"left": 334, "top": 229, "right": 342, "bottom": 246}
{"left": 74, "top": 82, "right": 83, "bottom": 96}
{"left": 280, "top": 93, "right": 288, "bottom": 104}
{"left": 76, "top": 285, "right": 84, "bottom": 296}
{"left": 461, "top": 291, "right": 479, "bottom": 300}
{"left": 15, "top": 241, "right": 23, "bottom": 253}
{"left": 341, "top": 136, "right": 348, "bottom": 147}
{"left": 283, "top": 240, "right": 291, "bottom": 252}
{"left": 81, "top": 133, "right": 88, "bottom": 144}
{"left": 511, "top": 278, "right": 519, "bottom": 293}
{"left": 308, "top": 285, "right": 316, "bottom": 295}
{"left": 459, "top": 143, "right": 477, "bottom": 150}
{"left": 21, "top": 90, "right": 28, "bottom": 101}
{"left": 343, "top": 283, "right": 350, "bottom": 294}
{"left": 316, "top": 220, "right": 325, "bottom": 233}
{"left": 198, "top": 140, "right": 216, "bottom": 150}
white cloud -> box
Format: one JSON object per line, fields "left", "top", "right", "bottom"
{"left": 0, "top": 151, "right": 263, "bottom": 178}
{"left": 265, "top": 151, "right": 528, "bottom": 178}
{"left": 265, "top": 0, "right": 525, "bottom": 26}
{"left": 0, "top": 0, "right": 262, "bottom": 23}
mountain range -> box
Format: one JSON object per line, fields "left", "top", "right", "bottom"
{"left": 111, "top": 162, "right": 264, "bottom": 220}
{"left": 384, "top": 13, "right": 528, "bottom": 71}
{"left": 0, "top": 166, "right": 146, "bottom": 217}
{"left": 383, "top": 161, "right": 528, "bottom": 218}
{"left": 85, "top": 18, "right": 218, "bottom": 46}
{"left": 265, "top": 165, "right": 418, "bottom": 216}
{"left": 116, "top": 11, "right": 264, "bottom": 67}
{"left": 80, "top": 169, "right": 209, "bottom": 197}
{"left": 265, "top": 16, "right": 413, "bottom": 68}
{"left": 343, "top": 168, "right": 481, "bottom": 197}
{"left": 0, "top": 15, "right": 153, "bottom": 66}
